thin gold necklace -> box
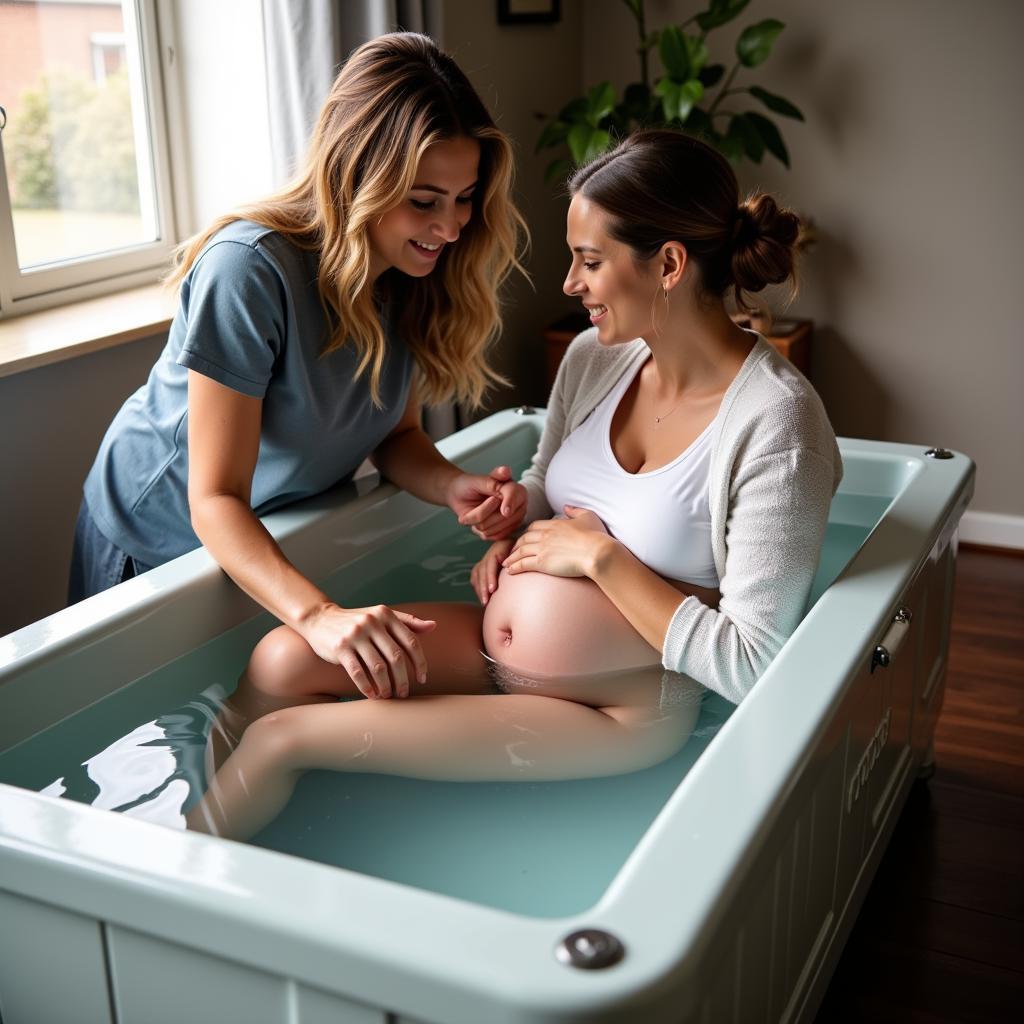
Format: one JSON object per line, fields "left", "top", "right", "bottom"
{"left": 655, "top": 399, "right": 679, "bottom": 423}
{"left": 653, "top": 391, "right": 686, "bottom": 424}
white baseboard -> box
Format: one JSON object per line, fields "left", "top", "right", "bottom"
{"left": 959, "top": 511, "right": 1024, "bottom": 550}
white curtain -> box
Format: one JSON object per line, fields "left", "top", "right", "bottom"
{"left": 263, "top": 0, "right": 445, "bottom": 186}
{"left": 261, "top": 0, "right": 454, "bottom": 438}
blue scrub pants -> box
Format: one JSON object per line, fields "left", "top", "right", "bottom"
{"left": 67, "top": 497, "right": 155, "bottom": 605}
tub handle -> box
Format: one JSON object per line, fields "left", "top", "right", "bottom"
{"left": 871, "top": 607, "right": 913, "bottom": 673}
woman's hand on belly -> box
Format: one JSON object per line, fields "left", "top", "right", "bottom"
{"left": 471, "top": 538, "right": 514, "bottom": 605}
{"left": 502, "top": 506, "right": 612, "bottom": 580}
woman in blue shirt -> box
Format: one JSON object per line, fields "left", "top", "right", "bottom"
{"left": 71, "top": 33, "right": 529, "bottom": 697}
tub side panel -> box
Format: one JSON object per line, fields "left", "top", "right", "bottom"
{"left": 863, "top": 568, "right": 925, "bottom": 861}
{"left": 0, "top": 890, "right": 112, "bottom": 1024}
{"left": 295, "top": 982, "right": 391, "bottom": 1024}
{"left": 106, "top": 926, "right": 388, "bottom": 1024}
{"left": 699, "top": 942, "right": 738, "bottom": 1024}
{"left": 722, "top": 707, "right": 846, "bottom": 1024}
{"left": 736, "top": 878, "right": 773, "bottom": 1024}
{"left": 916, "top": 537, "right": 957, "bottom": 747}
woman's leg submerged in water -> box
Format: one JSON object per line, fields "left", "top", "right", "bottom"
{"left": 188, "top": 663, "right": 702, "bottom": 841}
{"left": 206, "top": 602, "right": 493, "bottom": 772}
{"left": 191, "top": 575, "right": 704, "bottom": 841}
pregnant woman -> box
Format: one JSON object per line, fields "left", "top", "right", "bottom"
{"left": 188, "top": 130, "right": 842, "bottom": 841}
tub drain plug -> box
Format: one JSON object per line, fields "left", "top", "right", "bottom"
{"left": 555, "top": 929, "right": 625, "bottom": 969}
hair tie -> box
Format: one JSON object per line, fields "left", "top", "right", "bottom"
{"left": 731, "top": 208, "right": 747, "bottom": 243}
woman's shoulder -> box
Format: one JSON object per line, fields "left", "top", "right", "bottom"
{"left": 189, "top": 220, "right": 280, "bottom": 280}
{"left": 187, "top": 221, "right": 315, "bottom": 304}
{"left": 196, "top": 220, "right": 311, "bottom": 276}
{"left": 723, "top": 337, "right": 840, "bottom": 463}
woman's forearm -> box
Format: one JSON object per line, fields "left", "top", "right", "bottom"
{"left": 588, "top": 538, "right": 690, "bottom": 654}
{"left": 191, "top": 494, "right": 332, "bottom": 629}
{"left": 371, "top": 425, "right": 461, "bottom": 506}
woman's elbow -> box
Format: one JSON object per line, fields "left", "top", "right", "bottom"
{"left": 188, "top": 488, "right": 245, "bottom": 539}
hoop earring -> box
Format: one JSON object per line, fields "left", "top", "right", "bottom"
{"left": 651, "top": 282, "right": 670, "bottom": 336}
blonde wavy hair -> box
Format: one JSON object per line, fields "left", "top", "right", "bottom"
{"left": 167, "top": 33, "right": 528, "bottom": 409}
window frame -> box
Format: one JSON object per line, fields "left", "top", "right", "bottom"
{"left": 0, "top": 0, "right": 179, "bottom": 320}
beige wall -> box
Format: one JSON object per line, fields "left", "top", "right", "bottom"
{"left": 441, "top": 0, "right": 583, "bottom": 411}
{"left": 579, "top": 0, "right": 1023, "bottom": 517}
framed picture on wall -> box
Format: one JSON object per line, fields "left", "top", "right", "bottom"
{"left": 497, "top": 0, "right": 561, "bottom": 25}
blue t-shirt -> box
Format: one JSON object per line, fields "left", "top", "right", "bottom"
{"left": 84, "top": 220, "right": 415, "bottom": 566}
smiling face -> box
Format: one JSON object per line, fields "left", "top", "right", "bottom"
{"left": 563, "top": 194, "right": 663, "bottom": 345}
{"left": 367, "top": 135, "right": 480, "bottom": 282}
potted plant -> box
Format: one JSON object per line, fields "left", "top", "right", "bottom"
{"left": 537, "top": 0, "right": 803, "bottom": 180}
{"left": 537, "top": 0, "right": 812, "bottom": 382}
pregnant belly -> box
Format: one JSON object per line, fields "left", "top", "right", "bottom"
{"left": 481, "top": 568, "right": 661, "bottom": 681}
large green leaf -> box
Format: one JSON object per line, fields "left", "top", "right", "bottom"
{"left": 654, "top": 77, "right": 681, "bottom": 122}
{"left": 749, "top": 85, "right": 804, "bottom": 121}
{"left": 696, "top": 0, "right": 751, "bottom": 32}
{"left": 729, "top": 114, "right": 764, "bottom": 162}
{"left": 535, "top": 119, "right": 569, "bottom": 153}
{"left": 746, "top": 111, "right": 789, "bottom": 167}
{"left": 568, "top": 123, "right": 611, "bottom": 164}
{"left": 586, "top": 81, "right": 616, "bottom": 126}
{"left": 558, "top": 97, "right": 589, "bottom": 122}
{"left": 683, "top": 106, "right": 715, "bottom": 140}
{"left": 621, "top": 82, "right": 652, "bottom": 122}
{"left": 567, "top": 122, "right": 591, "bottom": 163}
{"left": 655, "top": 78, "right": 704, "bottom": 123}
{"left": 699, "top": 63, "right": 726, "bottom": 89}
{"left": 677, "top": 79, "right": 705, "bottom": 122}
{"left": 719, "top": 132, "right": 745, "bottom": 162}
{"left": 584, "top": 128, "right": 611, "bottom": 162}
{"left": 685, "top": 34, "right": 710, "bottom": 78}
{"left": 736, "top": 19, "right": 785, "bottom": 67}
{"left": 659, "top": 25, "right": 691, "bottom": 80}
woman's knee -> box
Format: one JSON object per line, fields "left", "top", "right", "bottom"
{"left": 600, "top": 704, "right": 697, "bottom": 771}
{"left": 246, "top": 626, "right": 322, "bottom": 698}
{"left": 237, "top": 706, "right": 308, "bottom": 770}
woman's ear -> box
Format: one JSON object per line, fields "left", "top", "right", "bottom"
{"left": 660, "top": 242, "right": 688, "bottom": 292}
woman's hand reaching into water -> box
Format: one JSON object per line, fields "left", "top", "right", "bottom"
{"left": 471, "top": 538, "right": 515, "bottom": 605}
{"left": 502, "top": 506, "right": 613, "bottom": 579}
{"left": 298, "top": 603, "right": 436, "bottom": 699}
{"left": 446, "top": 465, "right": 527, "bottom": 540}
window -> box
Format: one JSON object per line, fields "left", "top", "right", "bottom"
{"left": 0, "top": 0, "right": 176, "bottom": 317}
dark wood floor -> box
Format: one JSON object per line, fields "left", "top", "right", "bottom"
{"left": 814, "top": 546, "right": 1024, "bottom": 1023}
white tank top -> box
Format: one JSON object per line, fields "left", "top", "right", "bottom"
{"left": 544, "top": 357, "right": 719, "bottom": 588}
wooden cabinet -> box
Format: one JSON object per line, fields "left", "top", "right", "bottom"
{"left": 733, "top": 314, "right": 813, "bottom": 377}
{"left": 542, "top": 312, "right": 814, "bottom": 393}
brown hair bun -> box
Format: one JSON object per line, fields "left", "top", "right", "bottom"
{"left": 731, "top": 193, "right": 802, "bottom": 307}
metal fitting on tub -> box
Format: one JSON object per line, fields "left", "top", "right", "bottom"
{"left": 555, "top": 929, "right": 625, "bottom": 969}
{"left": 871, "top": 606, "right": 914, "bottom": 673}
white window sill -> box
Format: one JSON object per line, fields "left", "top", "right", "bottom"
{"left": 0, "top": 284, "right": 176, "bottom": 380}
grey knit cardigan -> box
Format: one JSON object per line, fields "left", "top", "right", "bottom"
{"left": 520, "top": 329, "right": 843, "bottom": 704}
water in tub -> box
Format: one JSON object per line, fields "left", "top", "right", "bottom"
{"left": 0, "top": 490, "right": 887, "bottom": 918}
